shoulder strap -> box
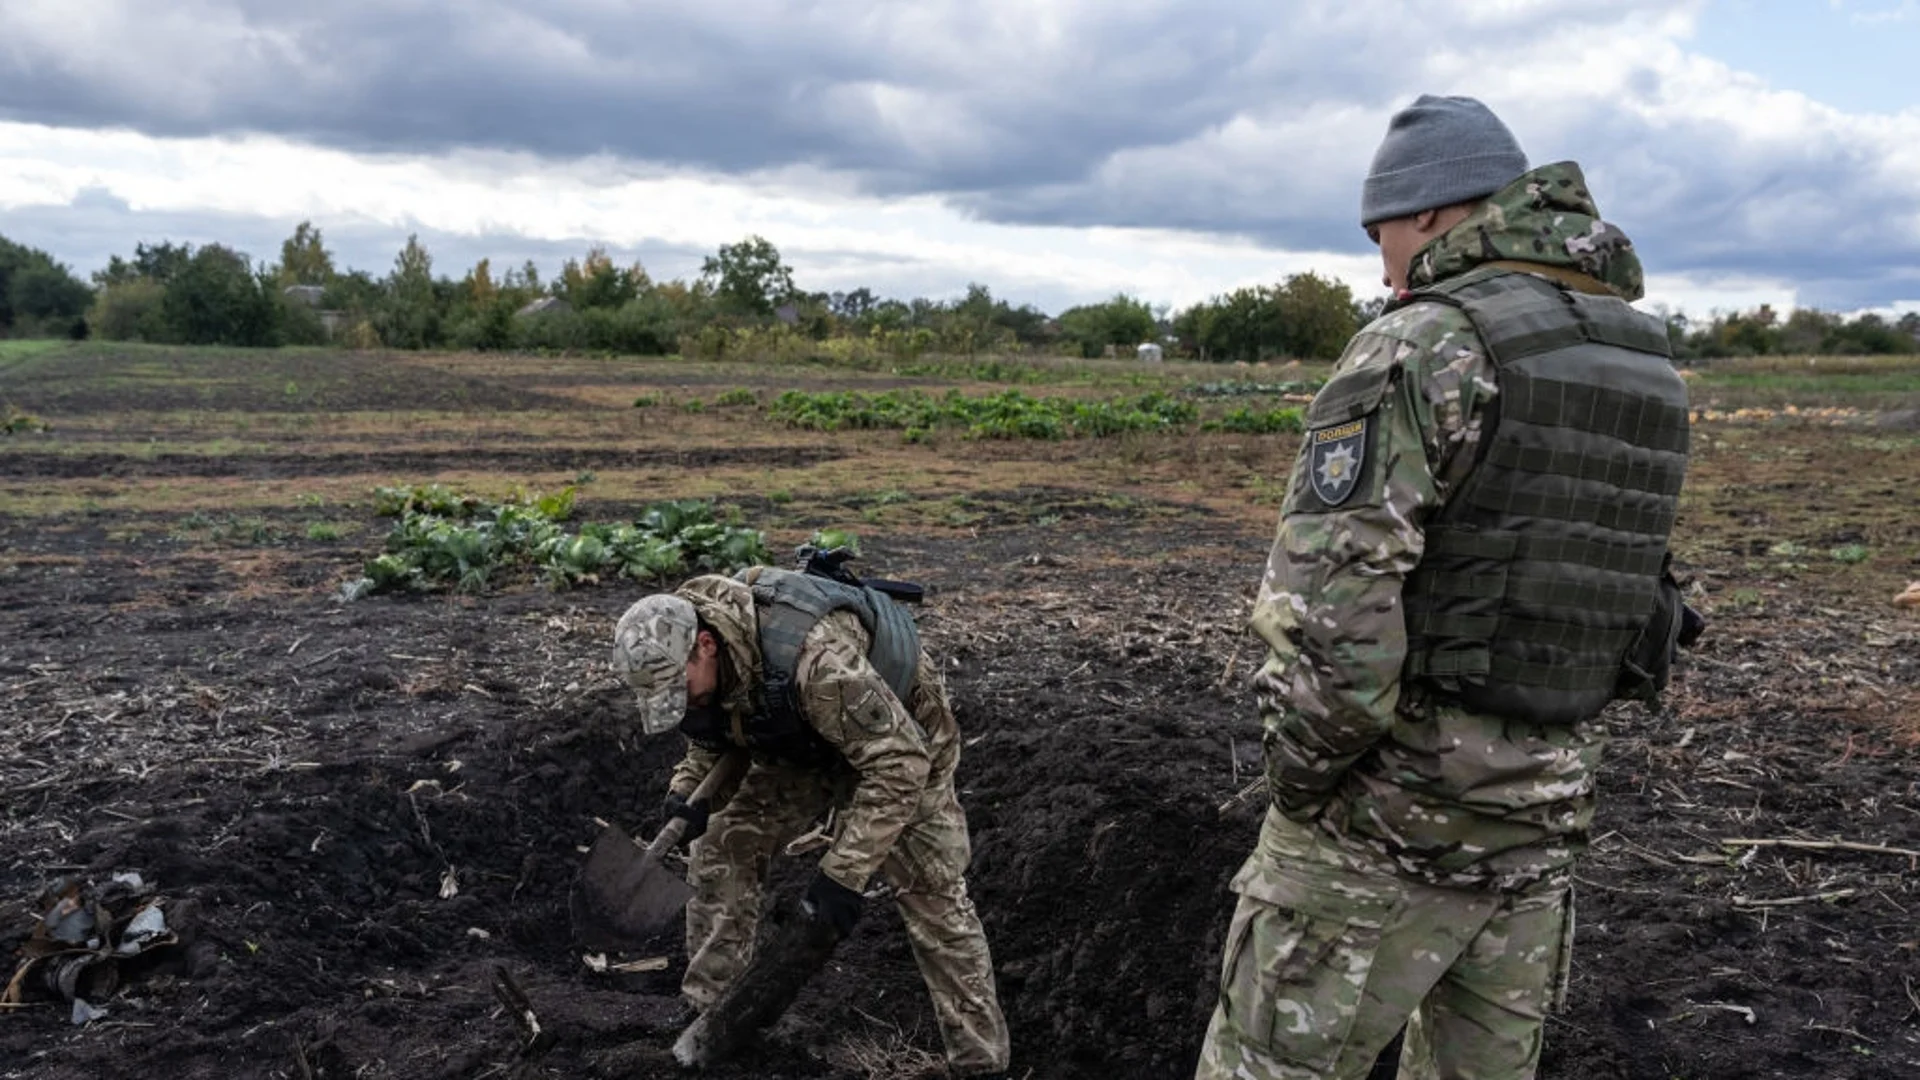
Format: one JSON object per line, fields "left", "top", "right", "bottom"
{"left": 1397, "top": 267, "right": 1672, "bottom": 367}
{"left": 743, "top": 567, "right": 921, "bottom": 705}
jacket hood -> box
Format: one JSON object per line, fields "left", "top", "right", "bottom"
{"left": 1407, "top": 161, "right": 1646, "bottom": 301}
{"left": 678, "top": 574, "right": 762, "bottom": 715}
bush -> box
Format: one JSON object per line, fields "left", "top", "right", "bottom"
{"left": 89, "top": 280, "right": 167, "bottom": 340}
{"left": 506, "top": 295, "right": 681, "bottom": 354}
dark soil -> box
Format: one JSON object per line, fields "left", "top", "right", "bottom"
{"left": 0, "top": 349, "right": 571, "bottom": 414}
{"left": 1, "top": 360, "right": 1916, "bottom": 1079}
{"left": 0, "top": 444, "right": 842, "bottom": 480}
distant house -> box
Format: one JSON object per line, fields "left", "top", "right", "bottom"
{"left": 516, "top": 297, "right": 571, "bottom": 318}
{"left": 282, "top": 284, "right": 347, "bottom": 339}
{"left": 283, "top": 284, "right": 326, "bottom": 307}
{"left": 1136, "top": 342, "right": 1165, "bottom": 364}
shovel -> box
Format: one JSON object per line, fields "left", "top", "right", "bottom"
{"left": 672, "top": 894, "right": 843, "bottom": 1068}
{"left": 570, "top": 751, "right": 747, "bottom": 950}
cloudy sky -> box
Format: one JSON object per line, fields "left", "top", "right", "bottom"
{"left": 2, "top": 0, "right": 1917, "bottom": 317}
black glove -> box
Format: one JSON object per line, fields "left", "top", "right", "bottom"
{"left": 803, "top": 871, "right": 864, "bottom": 939}
{"left": 1678, "top": 602, "right": 1707, "bottom": 649}
{"left": 662, "top": 791, "right": 710, "bottom": 845}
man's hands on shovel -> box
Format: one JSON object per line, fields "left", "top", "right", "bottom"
{"left": 662, "top": 791, "right": 711, "bottom": 844}
{"left": 803, "top": 871, "right": 864, "bottom": 939}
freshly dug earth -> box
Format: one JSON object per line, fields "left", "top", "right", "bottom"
{"left": 2, "top": 510, "right": 1915, "bottom": 1080}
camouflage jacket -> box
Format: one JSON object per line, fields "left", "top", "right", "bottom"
{"left": 1249, "top": 162, "right": 1647, "bottom": 892}
{"left": 666, "top": 574, "right": 959, "bottom": 891}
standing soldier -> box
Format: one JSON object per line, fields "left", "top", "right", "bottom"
{"left": 1197, "top": 95, "right": 1694, "bottom": 1079}
{"left": 611, "top": 564, "right": 1011, "bottom": 1079}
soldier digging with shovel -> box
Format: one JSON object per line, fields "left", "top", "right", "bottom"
{"left": 606, "top": 557, "right": 1011, "bottom": 1078}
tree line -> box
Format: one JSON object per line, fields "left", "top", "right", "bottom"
{"left": 0, "top": 225, "right": 1373, "bottom": 361}
{"left": 1664, "top": 304, "right": 1920, "bottom": 360}
{"left": 2, "top": 225, "right": 1915, "bottom": 362}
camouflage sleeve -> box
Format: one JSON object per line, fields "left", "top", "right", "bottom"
{"left": 795, "top": 610, "right": 932, "bottom": 890}
{"left": 668, "top": 741, "right": 725, "bottom": 799}
{"left": 1250, "top": 304, "right": 1496, "bottom": 818}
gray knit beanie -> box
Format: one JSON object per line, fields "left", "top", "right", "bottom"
{"left": 1360, "top": 94, "right": 1528, "bottom": 227}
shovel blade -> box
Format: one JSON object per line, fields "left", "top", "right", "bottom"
{"left": 569, "top": 824, "right": 693, "bottom": 949}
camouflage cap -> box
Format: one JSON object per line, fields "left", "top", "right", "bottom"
{"left": 611, "top": 593, "right": 699, "bottom": 736}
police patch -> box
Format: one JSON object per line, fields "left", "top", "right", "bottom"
{"left": 1307, "top": 417, "right": 1368, "bottom": 506}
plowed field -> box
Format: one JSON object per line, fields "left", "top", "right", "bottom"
{"left": 3, "top": 344, "right": 1916, "bottom": 1079}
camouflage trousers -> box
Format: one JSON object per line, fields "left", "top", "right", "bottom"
{"left": 683, "top": 760, "right": 1011, "bottom": 1074}
{"left": 1195, "top": 807, "right": 1573, "bottom": 1080}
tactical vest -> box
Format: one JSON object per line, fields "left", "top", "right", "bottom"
{"left": 680, "top": 567, "right": 922, "bottom": 765}
{"left": 1395, "top": 267, "right": 1690, "bottom": 726}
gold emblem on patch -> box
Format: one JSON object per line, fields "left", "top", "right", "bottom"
{"left": 1307, "top": 416, "right": 1368, "bottom": 506}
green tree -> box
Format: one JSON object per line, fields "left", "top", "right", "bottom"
{"left": 378, "top": 234, "right": 444, "bottom": 348}
{"left": 1829, "top": 311, "right": 1917, "bottom": 355}
{"left": 700, "top": 235, "right": 796, "bottom": 318}
{"left": 0, "top": 235, "right": 92, "bottom": 337}
{"left": 831, "top": 287, "right": 878, "bottom": 321}
{"left": 1172, "top": 273, "right": 1359, "bottom": 362}
{"left": 464, "top": 257, "right": 497, "bottom": 309}
{"left": 321, "top": 270, "right": 384, "bottom": 315}
{"left": 1271, "top": 271, "right": 1359, "bottom": 360}
{"left": 156, "top": 245, "right": 279, "bottom": 346}
{"left": 558, "top": 246, "right": 649, "bottom": 310}
{"left": 92, "top": 241, "right": 193, "bottom": 288}
{"left": 1170, "top": 301, "right": 1219, "bottom": 361}
{"left": 276, "top": 220, "right": 336, "bottom": 286}
{"left": 1175, "top": 287, "right": 1278, "bottom": 362}
{"left": 1056, "top": 294, "right": 1156, "bottom": 358}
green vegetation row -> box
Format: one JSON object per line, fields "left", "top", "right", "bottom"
{"left": 755, "top": 388, "right": 1303, "bottom": 438}
{"left": 344, "top": 486, "right": 771, "bottom": 597}
{"left": 765, "top": 388, "right": 1193, "bottom": 439}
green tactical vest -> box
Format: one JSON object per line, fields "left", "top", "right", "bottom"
{"left": 1395, "top": 267, "right": 1691, "bottom": 726}
{"left": 680, "top": 566, "right": 922, "bottom": 765}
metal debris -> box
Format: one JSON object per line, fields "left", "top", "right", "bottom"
{"left": 4, "top": 873, "right": 180, "bottom": 1018}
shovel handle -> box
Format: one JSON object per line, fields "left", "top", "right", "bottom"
{"left": 647, "top": 751, "right": 747, "bottom": 858}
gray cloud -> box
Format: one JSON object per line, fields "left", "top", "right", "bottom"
{"left": 0, "top": 188, "right": 712, "bottom": 292}
{"left": 0, "top": 2, "right": 1654, "bottom": 191}
{"left": 3, "top": 1, "right": 1918, "bottom": 306}
{"left": 0, "top": 190, "right": 1221, "bottom": 316}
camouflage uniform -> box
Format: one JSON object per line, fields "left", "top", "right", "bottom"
{"left": 1198, "top": 163, "right": 1659, "bottom": 1080}
{"left": 664, "top": 574, "right": 1010, "bottom": 1076}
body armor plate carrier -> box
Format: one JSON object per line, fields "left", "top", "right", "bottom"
{"left": 680, "top": 566, "right": 921, "bottom": 765}
{"left": 1395, "top": 267, "right": 1690, "bottom": 726}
